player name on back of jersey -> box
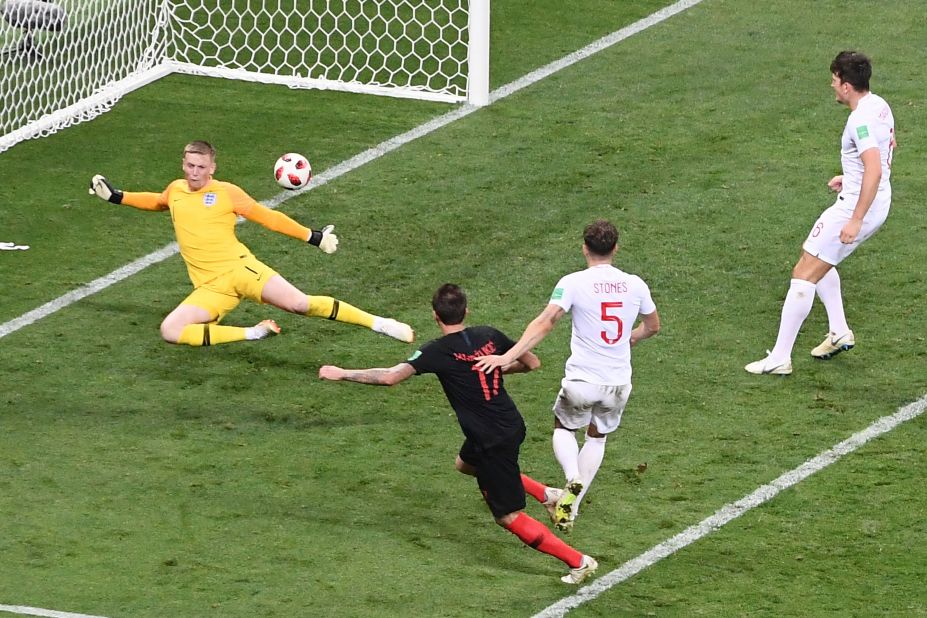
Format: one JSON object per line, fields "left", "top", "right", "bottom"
{"left": 592, "top": 281, "right": 628, "bottom": 294}
{"left": 453, "top": 340, "right": 498, "bottom": 362}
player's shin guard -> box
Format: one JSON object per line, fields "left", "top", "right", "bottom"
{"left": 177, "top": 324, "right": 248, "bottom": 346}
{"left": 553, "top": 428, "right": 581, "bottom": 483}
{"left": 505, "top": 512, "right": 583, "bottom": 568}
{"left": 815, "top": 268, "right": 850, "bottom": 336}
{"left": 306, "top": 295, "right": 375, "bottom": 328}
{"left": 768, "top": 278, "right": 815, "bottom": 362}
{"left": 576, "top": 435, "right": 607, "bottom": 506}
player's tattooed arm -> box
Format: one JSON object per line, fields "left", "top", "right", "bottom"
{"left": 343, "top": 368, "right": 394, "bottom": 384}
{"left": 319, "top": 363, "right": 415, "bottom": 386}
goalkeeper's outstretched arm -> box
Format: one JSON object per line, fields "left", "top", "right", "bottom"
{"left": 239, "top": 201, "right": 339, "bottom": 254}
{"left": 88, "top": 175, "right": 166, "bottom": 211}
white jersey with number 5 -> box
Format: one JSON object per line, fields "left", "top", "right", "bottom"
{"left": 549, "top": 263, "right": 656, "bottom": 386}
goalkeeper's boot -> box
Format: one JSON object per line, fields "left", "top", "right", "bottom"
{"left": 376, "top": 318, "right": 415, "bottom": 343}
{"left": 554, "top": 479, "right": 583, "bottom": 531}
{"left": 811, "top": 330, "right": 855, "bottom": 360}
{"left": 248, "top": 319, "right": 281, "bottom": 341}
{"left": 744, "top": 353, "right": 792, "bottom": 375}
{"left": 542, "top": 487, "right": 564, "bottom": 524}
{"left": 561, "top": 555, "right": 598, "bottom": 585}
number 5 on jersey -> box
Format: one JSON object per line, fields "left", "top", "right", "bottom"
{"left": 600, "top": 301, "right": 624, "bottom": 344}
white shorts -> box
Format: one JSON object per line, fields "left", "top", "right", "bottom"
{"left": 552, "top": 379, "right": 632, "bottom": 434}
{"left": 802, "top": 195, "right": 890, "bottom": 266}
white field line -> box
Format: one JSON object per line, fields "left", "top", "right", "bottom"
{"left": 0, "top": 0, "right": 703, "bottom": 342}
{"left": 533, "top": 393, "right": 927, "bottom": 618}
{"left": 0, "top": 606, "right": 108, "bottom": 618}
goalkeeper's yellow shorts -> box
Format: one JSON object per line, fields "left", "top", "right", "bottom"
{"left": 181, "top": 256, "right": 279, "bottom": 322}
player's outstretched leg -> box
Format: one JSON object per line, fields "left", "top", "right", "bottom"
{"left": 502, "top": 512, "right": 597, "bottom": 584}
{"left": 176, "top": 319, "right": 280, "bottom": 346}
{"left": 306, "top": 296, "right": 414, "bottom": 343}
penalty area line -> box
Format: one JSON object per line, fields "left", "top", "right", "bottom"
{"left": 0, "top": 0, "right": 702, "bottom": 342}
{"left": 532, "top": 393, "right": 927, "bottom": 618}
{"left": 0, "top": 605, "right": 109, "bottom": 618}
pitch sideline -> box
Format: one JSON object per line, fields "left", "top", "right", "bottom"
{"left": 0, "top": 0, "right": 704, "bottom": 342}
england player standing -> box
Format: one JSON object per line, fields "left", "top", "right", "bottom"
{"left": 746, "top": 51, "right": 896, "bottom": 375}
{"left": 475, "top": 220, "right": 660, "bottom": 530}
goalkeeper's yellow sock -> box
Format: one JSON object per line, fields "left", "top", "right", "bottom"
{"left": 306, "top": 295, "right": 375, "bottom": 328}
{"left": 178, "top": 323, "right": 247, "bottom": 346}
{"left": 178, "top": 320, "right": 281, "bottom": 346}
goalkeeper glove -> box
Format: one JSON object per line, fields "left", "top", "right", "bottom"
{"left": 308, "top": 225, "right": 338, "bottom": 254}
{"left": 88, "top": 174, "right": 124, "bottom": 204}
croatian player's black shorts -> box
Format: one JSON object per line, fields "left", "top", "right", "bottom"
{"left": 459, "top": 428, "right": 526, "bottom": 519}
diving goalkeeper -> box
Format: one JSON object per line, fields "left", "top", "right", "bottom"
{"left": 88, "top": 140, "right": 414, "bottom": 347}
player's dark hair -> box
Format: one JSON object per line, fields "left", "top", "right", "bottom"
{"left": 184, "top": 140, "right": 216, "bottom": 160}
{"left": 830, "top": 50, "right": 871, "bottom": 92}
{"left": 583, "top": 219, "right": 619, "bottom": 256}
{"left": 432, "top": 283, "right": 467, "bottom": 325}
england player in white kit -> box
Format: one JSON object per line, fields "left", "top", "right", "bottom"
{"left": 475, "top": 220, "right": 660, "bottom": 530}
{"left": 746, "top": 51, "right": 896, "bottom": 375}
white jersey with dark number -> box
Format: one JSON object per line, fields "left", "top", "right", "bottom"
{"left": 549, "top": 263, "right": 656, "bottom": 386}
{"left": 839, "top": 92, "right": 895, "bottom": 206}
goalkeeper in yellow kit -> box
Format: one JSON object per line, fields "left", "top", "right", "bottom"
{"left": 88, "top": 140, "right": 414, "bottom": 347}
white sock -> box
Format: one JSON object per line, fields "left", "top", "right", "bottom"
{"left": 815, "top": 268, "right": 850, "bottom": 336}
{"left": 768, "top": 278, "right": 816, "bottom": 362}
{"left": 245, "top": 321, "right": 278, "bottom": 340}
{"left": 576, "top": 435, "right": 607, "bottom": 507}
{"left": 552, "top": 428, "right": 580, "bottom": 483}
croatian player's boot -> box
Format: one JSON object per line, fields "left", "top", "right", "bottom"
{"left": 542, "top": 487, "right": 564, "bottom": 524}
{"left": 374, "top": 318, "right": 415, "bottom": 343}
{"left": 247, "top": 319, "right": 281, "bottom": 340}
{"left": 554, "top": 479, "right": 583, "bottom": 531}
{"left": 811, "top": 330, "right": 855, "bottom": 360}
{"left": 561, "top": 554, "right": 598, "bottom": 584}
{"left": 744, "top": 353, "right": 792, "bottom": 375}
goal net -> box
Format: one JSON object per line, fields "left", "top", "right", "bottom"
{"left": 0, "top": 0, "right": 489, "bottom": 154}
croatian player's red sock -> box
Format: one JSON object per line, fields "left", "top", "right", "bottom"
{"left": 505, "top": 512, "right": 583, "bottom": 568}
{"left": 520, "top": 473, "right": 548, "bottom": 503}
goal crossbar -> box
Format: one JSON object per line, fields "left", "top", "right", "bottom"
{"left": 0, "top": 0, "right": 489, "bottom": 155}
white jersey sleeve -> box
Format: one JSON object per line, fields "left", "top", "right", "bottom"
{"left": 840, "top": 92, "right": 895, "bottom": 200}
{"left": 549, "top": 264, "right": 656, "bottom": 385}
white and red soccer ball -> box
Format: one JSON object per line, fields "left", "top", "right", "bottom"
{"left": 274, "top": 153, "right": 312, "bottom": 190}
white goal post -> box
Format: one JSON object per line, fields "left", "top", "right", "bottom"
{"left": 0, "top": 0, "right": 490, "bottom": 155}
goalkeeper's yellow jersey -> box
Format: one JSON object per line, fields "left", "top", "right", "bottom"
{"left": 122, "top": 179, "right": 311, "bottom": 288}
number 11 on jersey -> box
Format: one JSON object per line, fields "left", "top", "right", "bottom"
{"left": 472, "top": 365, "right": 500, "bottom": 400}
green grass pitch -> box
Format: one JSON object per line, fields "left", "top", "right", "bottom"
{"left": 1, "top": 1, "right": 926, "bottom": 616}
